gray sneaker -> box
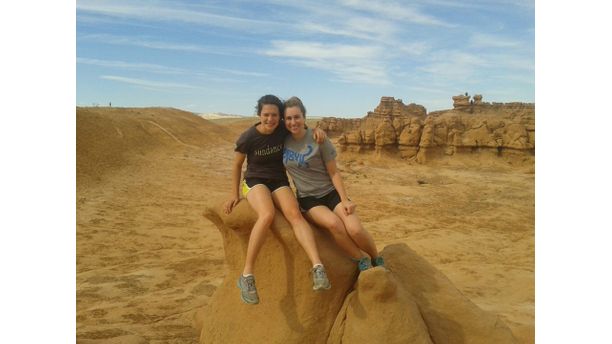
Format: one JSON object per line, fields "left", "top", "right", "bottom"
{"left": 311, "top": 265, "right": 331, "bottom": 291}
{"left": 237, "top": 275, "right": 259, "bottom": 304}
{"left": 372, "top": 256, "right": 385, "bottom": 268}
{"left": 357, "top": 257, "right": 373, "bottom": 271}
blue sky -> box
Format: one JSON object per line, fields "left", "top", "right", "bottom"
{"left": 76, "top": 0, "right": 534, "bottom": 117}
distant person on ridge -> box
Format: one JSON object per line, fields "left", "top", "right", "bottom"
{"left": 282, "top": 96, "right": 385, "bottom": 272}
{"left": 223, "top": 94, "right": 331, "bottom": 305}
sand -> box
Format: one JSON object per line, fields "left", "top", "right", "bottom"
{"left": 76, "top": 107, "right": 534, "bottom": 343}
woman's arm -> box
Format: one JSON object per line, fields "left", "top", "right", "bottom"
{"left": 280, "top": 124, "right": 326, "bottom": 143}
{"left": 312, "top": 127, "right": 326, "bottom": 144}
{"left": 325, "top": 159, "right": 356, "bottom": 216}
{"left": 223, "top": 152, "right": 246, "bottom": 214}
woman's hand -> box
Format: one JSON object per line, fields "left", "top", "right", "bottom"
{"left": 312, "top": 127, "right": 327, "bottom": 144}
{"left": 341, "top": 200, "right": 356, "bottom": 216}
{"left": 224, "top": 196, "right": 241, "bottom": 215}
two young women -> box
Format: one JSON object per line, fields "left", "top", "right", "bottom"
{"left": 224, "top": 95, "right": 382, "bottom": 305}
{"left": 224, "top": 95, "right": 330, "bottom": 305}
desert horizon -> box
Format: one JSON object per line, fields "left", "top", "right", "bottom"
{"left": 76, "top": 97, "right": 534, "bottom": 343}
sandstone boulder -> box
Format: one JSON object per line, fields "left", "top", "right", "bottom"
{"left": 398, "top": 118, "right": 423, "bottom": 146}
{"left": 328, "top": 244, "right": 518, "bottom": 344}
{"left": 374, "top": 119, "right": 397, "bottom": 146}
{"left": 363, "top": 129, "right": 376, "bottom": 145}
{"left": 201, "top": 201, "right": 357, "bottom": 344}
{"left": 420, "top": 116, "right": 436, "bottom": 147}
{"left": 316, "top": 118, "right": 362, "bottom": 137}
{"left": 200, "top": 203, "right": 518, "bottom": 344}
{"left": 345, "top": 131, "right": 363, "bottom": 145}
{"left": 452, "top": 94, "right": 470, "bottom": 109}
{"left": 462, "top": 120, "right": 497, "bottom": 147}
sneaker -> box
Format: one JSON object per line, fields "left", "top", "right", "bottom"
{"left": 311, "top": 265, "right": 331, "bottom": 291}
{"left": 357, "top": 257, "right": 372, "bottom": 271}
{"left": 372, "top": 256, "right": 385, "bottom": 267}
{"left": 237, "top": 274, "right": 259, "bottom": 304}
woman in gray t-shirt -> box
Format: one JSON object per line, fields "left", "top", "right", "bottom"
{"left": 282, "top": 97, "right": 385, "bottom": 271}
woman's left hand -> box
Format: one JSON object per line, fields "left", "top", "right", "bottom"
{"left": 313, "top": 127, "right": 327, "bottom": 144}
{"left": 342, "top": 200, "right": 356, "bottom": 215}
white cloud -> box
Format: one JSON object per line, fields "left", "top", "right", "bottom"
{"left": 100, "top": 75, "right": 199, "bottom": 89}
{"left": 487, "top": 53, "right": 534, "bottom": 71}
{"left": 299, "top": 15, "right": 400, "bottom": 41}
{"left": 212, "top": 68, "right": 268, "bottom": 77}
{"left": 76, "top": 0, "right": 281, "bottom": 32}
{"left": 470, "top": 33, "right": 521, "bottom": 48}
{"left": 77, "top": 57, "right": 187, "bottom": 74}
{"left": 397, "top": 41, "right": 432, "bottom": 56}
{"left": 417, "top": 51, "right": 488, "bottom": 81}
{"left": 78, "top": 34, "right": 236, "bottom": 55}
{"left": 264, "top": 41, "right": 381, "bottom": 60}
{"left": 263, "top": 40, "right": 390, "bottom": 85}
{"left": 418, "top": 49, "right": 534, "bottom": 83}
{"left": 299, "top": 20, "right": 393, "bottom": 41}
{"left": 412, "top": 0, "right": 534, "bottom": 11}
{"left": 339, "top": 0, "right": 456, "bottom": 27}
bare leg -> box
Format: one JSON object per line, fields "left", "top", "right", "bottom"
{"left": 305, "top": 206, "right": 364, "bottom": 260}
{"left": 333, "top": 206, "right": 379, "bottom": 259}
{"left": 271, "top": 187, "right": 322, "bottom": 266}
{"left": 243, "top": 185, "right": 275, "bottom": 275}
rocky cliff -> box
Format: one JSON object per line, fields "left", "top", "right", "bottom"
{"left": 316, "top": 95, "right": 534, "bottom": 163}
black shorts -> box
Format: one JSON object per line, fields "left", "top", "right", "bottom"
{"left": 298, "top": 189, "right": 342, "bottom": 212}
{"left": 243, "top": 177, "right": 290, "bottom": 196}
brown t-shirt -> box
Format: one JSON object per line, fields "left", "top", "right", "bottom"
{"left": 235, "top": 123, "right": 289, "bottom": 181}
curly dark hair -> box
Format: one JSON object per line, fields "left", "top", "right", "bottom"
{"left": 256, "top": 95, "right": 284, "bottom": 117}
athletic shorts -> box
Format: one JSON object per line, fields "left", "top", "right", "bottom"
{"left": 297, "top": 189, "right": 342, "bottom": 212}
{"left": 242, "top": 177, "right": 290, "bottom": 197}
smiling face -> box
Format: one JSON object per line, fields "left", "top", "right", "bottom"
{"left": 284, "top": 106, "right": 306, "bottom": 135}
{"left": 258, "top": 104, "right": 280, "bottom": 132}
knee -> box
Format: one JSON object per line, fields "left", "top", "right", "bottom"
{"left": 346, "top": 224, "right": 365, "bottom": 237}
{"left": 327, "top": 219, "right": 346, "bottom": 237}
{"left": 283, "top": 208, "right": 304, "bottom": 224}
{"left": 258, "top": 211, "right": 275, "bottom": 227}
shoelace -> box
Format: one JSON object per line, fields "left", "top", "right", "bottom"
{"left": 245, "top": 277, "right": 256, "bottom": 292}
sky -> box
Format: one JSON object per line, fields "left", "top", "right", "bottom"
{"left": 76, "top": 0, "right": 534, "bottom": 117}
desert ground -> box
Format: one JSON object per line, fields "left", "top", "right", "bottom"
{"left": 76, "top": 107, "right": 534, "bottom": 343}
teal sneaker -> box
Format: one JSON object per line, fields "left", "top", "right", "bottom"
{"left": 372, "top": 256, "right": 385, "bottom": 267}
{"left": 311, "top": 265, "right": 331, "bottom": 291}
{"left": 357, "top": 257, "right": 372, "bottom": 271}
{"left": 237, "top": 274, "right": 259, "bottom": 304}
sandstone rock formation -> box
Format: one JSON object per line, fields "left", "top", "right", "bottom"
{"left": 200, "top": 202, "right": 518, "bottom": 344}
{"left": 200, "top": 201, "right": 358, "bottom": 344}
{"left": 317, "top": 96, "right": 535, "bottom": 163}
{"left": 319, "top": 96, "right": 425, "bottom": 143}
{"left": 374, "top": 96, "right": 427, "bottom": 118}
{"left": 452, "top": 94, "right": 471, "bottom": 109}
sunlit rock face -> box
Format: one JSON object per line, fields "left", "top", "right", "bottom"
{"left": 317, "top": 95, "right": 535, "bottom": 163}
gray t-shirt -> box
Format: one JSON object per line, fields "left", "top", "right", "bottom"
{"left": 283, "top": 128, "right": 337, "bottom": 198}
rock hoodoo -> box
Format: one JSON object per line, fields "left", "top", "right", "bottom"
{"left": 199, "top": 202, "right": 518, "bottom": 344}
{"left": 316, "top": 95, "right": 535, "bottom": 163}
